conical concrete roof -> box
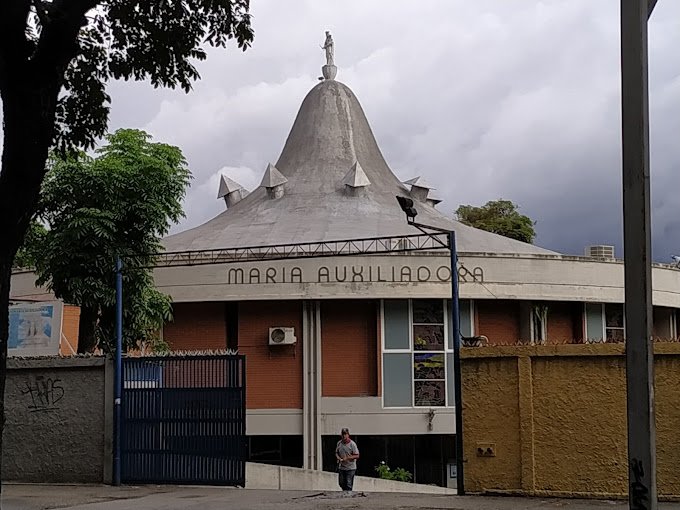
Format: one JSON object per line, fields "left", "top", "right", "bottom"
{"left": 163, "top": 79, "right": 555, "bottom": 255}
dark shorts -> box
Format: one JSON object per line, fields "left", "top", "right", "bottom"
{"left": 338, "top": 469, "right": 356, "bottom": 491}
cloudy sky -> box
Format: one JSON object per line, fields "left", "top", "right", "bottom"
{"left": 7, "top": 0, "right": 680, "bottom": 260}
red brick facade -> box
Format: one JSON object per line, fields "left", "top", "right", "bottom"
{"left": 321, "top": 300, "right": 378, "bottom": 397}
{"left": 238, "top": 300, "right": 303, "bottom": 409}
{"left": 164, "top": 300, "right": 303, "bottom": 408}
{"left": 160, "top": 297, "right": 652, "bottom": 409}
{"left": 60, "top": 304, "right": 81, "bottom": 355}
{"left": 547, "top": 301, "right": 582, "bottom": 344}
{"left": 476, "top": 300, "right": 520, "bottom": 345}
{"left": 163, "top": 302, "right": 227, "bottom": 351}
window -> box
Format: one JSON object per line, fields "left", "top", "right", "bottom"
{"left": 412, "top": 300, "right": 446, "bottom": 406}
{"left": 605, "top": 304, "right": 625, "bottom": 342}
{"left": 584, "top": 303, "right": 625, "bottom": 343}
{"left": 383, "top": 299, "right": 473, "bottom": 408}
{"left": 531, "top": 305, "right": 547, "bottom": 344}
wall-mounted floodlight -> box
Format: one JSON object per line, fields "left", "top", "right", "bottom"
{"left": 396, "top": 195, "right": 418, "bottom": 221}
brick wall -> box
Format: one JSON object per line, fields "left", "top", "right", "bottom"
{"left": 163, "top": 302, "right": 227, "bottom": 351}
{"left": 547, "top": 302, "right": 581, "bottom": 344}
{"left": 653, "top": 307, "right": 676, "bottom": 339}
{"left": 376, "top": 303, "right": 382, "bottom": 397}
{"left": 321, "top": 300, "right": 377, "bottom": 397}
{"left": 60, "top": 305, "right": 81, "bottom": 355}
{"left": 239, "top": 300, "right": 303, "bottom": 409}
{"left": 476, "top": 300, "right": 520, "bottom": 345}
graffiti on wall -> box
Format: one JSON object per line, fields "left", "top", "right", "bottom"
{"left": 21, "top": 376, "right": 65, "bottom": 413}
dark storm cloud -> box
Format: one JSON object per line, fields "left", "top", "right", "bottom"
{"left": 3, "top": 0, "right": 678, "bottom": 260}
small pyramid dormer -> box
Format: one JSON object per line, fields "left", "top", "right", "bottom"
{"left": 217, "top": 174, "right": 247, "bottom": 208}
{"left": 260, "top": 163, "right": 288, "bottom": 199}
{"left": 404, "top": 176, "right": 435, "bottom": 202}
{"left": 426, "top": 195, "right": 443, "bottom": 208}
{"left": 341, "top": 161, "right": 371, "bottom": 196}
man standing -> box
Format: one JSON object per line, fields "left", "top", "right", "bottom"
{"left": 335, "top": 427, "right": 360, "bottom": 491}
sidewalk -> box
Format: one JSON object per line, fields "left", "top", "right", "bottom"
{"left": 3, "top": 484, "right": 679, "bottom": 510}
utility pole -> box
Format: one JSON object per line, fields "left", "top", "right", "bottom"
{"left": 114, "top": 256, "right": 123, "bottom": 486}
{"left": 621, "top": 1, "right": 658, "bottom": 508}
{"left": 395, "top": 195, "right": 464, "bottom": 494}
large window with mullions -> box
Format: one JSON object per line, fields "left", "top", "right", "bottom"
{"left": 382, "top": 298, "right": 473, "bottom": 408}
{"left": 412, "top": 300, "right": 447, "bottom": 406}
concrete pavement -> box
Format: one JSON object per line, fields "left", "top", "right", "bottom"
{"left": 3, "top": 484, "right": 680, "bottom": 510}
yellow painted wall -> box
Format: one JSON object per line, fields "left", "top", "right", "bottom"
{"left": 461, "top": 344, "right": 680, "bottom": 498}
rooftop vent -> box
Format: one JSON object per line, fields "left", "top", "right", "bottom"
{"left": 260, "top": 163, "right": 288, "bottom": 200}
{"left": 341, "top": 161, "right": 371, "bottom": 196}
{"left": 426, "top": 195, "right": 443, "bottom": 208}
{"left": 217, "top": 175, "right": 247, "bottom": 208}
{"left": 585, "top": 245, "right": 615, "bottom": 259}
{"left": 404, "top": 176, "right": 435, "bottom": 202}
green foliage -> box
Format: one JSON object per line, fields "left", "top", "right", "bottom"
{"left": 14, "top": 0, "right": 255, "bottom": 154}
{"left": 33, "top": 129, "right": 191, "bottom": 352}
{"left": 455, "top": 199, "right": 537, "bottom": 244}
{"left": 374, "top": 461, "right": 413, "bottom": 483}
{"left": 13, "top": 222, "right": 47, "bottom": 269}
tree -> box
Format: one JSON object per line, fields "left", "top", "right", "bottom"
{"left": 13, "top": 222, "right": 47, "bottom": 269}
{"left": 455, "top": 199, "right": 537, "bottom": 244}
{"left": 33, "top": 129, "right": 190, "bottom": 353}
{"left": 0, "top": 0, "right": 253, "bottom": 492}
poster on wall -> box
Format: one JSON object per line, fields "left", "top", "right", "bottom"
{"left": 8, "top": 301, "right": 63, "bottom": 357}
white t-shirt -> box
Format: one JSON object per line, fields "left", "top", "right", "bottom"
{"left": 336, "top": 439, "right": 359, "bottom": 471}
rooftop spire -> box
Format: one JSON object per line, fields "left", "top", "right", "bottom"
{"left": 163, "top": 76, "right": 556, "bottom": 256}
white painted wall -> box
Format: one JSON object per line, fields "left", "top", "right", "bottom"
{"left": 246, "top": 400, "right": 454, "bottom": 436}
{"left": 144, "top": 254, "right": 680, "bottom": 307}
{"left": 247, "top": 409, "right": 303, "bottom": 435}
{"left": 13, "top": 254, "right": 680, "bottom": 308}
{"left": 320, "top": 397, "right": 455, "bottom": 435}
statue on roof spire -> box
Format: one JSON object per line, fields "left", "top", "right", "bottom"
{"left": 319, "top": 31, "right": 337, "bottom": 80}
{"left": 320, "top": 31, "right": 334, "bottom": 66}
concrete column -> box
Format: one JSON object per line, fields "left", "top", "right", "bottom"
{"left": 314, "top": 302, "right": 322, "bottom": 470}
{"left": 104, "top": 357, "right": 114, "bottom": 484}
{"left": 517, "top": 356, "right": 536, "bottom": 492}
{"left": 302, "top": 301, "right": 322, "bottom": 470}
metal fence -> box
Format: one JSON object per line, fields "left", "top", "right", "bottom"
{"left": 121, "top": 355, "right": 246, "bottom": 486}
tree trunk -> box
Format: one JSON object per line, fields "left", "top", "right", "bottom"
{"left": 77, "top": 305, "right": 99, "bottom": 353}
{"left": 0, "top": 262, "right": 10, "bottom": 492}
{"left": 1, "top": 3, "right": 100, "bottom": 502}
{"left": 0, "top": 68, "right": 61, "bottom": 507}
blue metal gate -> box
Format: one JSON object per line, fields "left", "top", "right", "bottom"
{"left": 121, "top": 355, "right": 246, "bottom": 485}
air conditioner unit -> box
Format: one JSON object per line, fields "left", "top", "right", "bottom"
{"left": 269, "top": 327, "right": 297, "bottom": 345}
